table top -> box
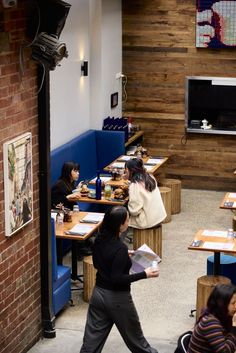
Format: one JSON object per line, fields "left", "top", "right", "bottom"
{"left": 104, "top": 155, "right": 168, "bottom": 175}
{"left": 89, "top": 175, "right": 129, "bottom": 188}
{"left": 54, "top": 212, "right": 103, "bottom": 240}
{"left": 220, "top": 192, "right": 236, "bottom": 210}
{"left": 188, "top": 229, "right": 236, "bottom": 254}
{"left": 78, "top": 194, "right": 129, "bottom": 205}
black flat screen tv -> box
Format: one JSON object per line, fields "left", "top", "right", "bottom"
{"left": 185, "top": 76, "right": 236, "bottom": 135}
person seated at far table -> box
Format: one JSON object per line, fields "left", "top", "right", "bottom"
{"left": 188, "top": 284, "right": 236, "bottom": 353}
{"left": 124, "top": 158, "right": 166, "bottom": 229}
{"left": 51, "top": 161, "right": 92, "bottom": 258}
{"left": 51, "top": 161, "right": 81, "bottom": 210}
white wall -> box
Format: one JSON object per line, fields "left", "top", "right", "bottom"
{"left": 50, "top": 0, "right": 122, "bottom": 149}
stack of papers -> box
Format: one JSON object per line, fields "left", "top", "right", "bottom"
{"left": 66, "top": 223, "right": 95, "bottom": 235}
{"left": 80, "top": 213, "right": 104, "bottom": 224}
{"left": 202, "top": 230, "right": 228, "bottom": 238}
{"left": 144, "top": 164, "right": 154, "bottom": 171}
{"left": 111, "top": 162, "right": 125, "bottom": 169}
{"left": 228, "top": 193, "right": 236, "bottom": 198}
{"left": 146, "top": 158, "right": 163, "bottom": 165}
{"left": 130, "top": 244, "right": 161, "bottom": 274}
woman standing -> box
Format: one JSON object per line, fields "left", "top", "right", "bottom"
{"left": 125, "top": 158, "right": 166, "bottom": 229}
{"left": 80, "top": 206, "right": 159, "bottom": 353}
{"left": 188, "top": 284, "right": 236, "bottom": 352}
{"left": 51, "top": 161, "right": 80, "bottom": 210}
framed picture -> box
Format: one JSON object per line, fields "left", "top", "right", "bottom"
{"left": 111, "top": 92, "right": 118, "bottom": 108}
{"left": 196, "top": 0, "right": 236, "bottom": 48}
{"left": 3, "top": 133, "right": 33, "bottom": 237}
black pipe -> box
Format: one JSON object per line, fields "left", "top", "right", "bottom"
{"left": 38, "top": 65, "right": 56, "bottom": 338}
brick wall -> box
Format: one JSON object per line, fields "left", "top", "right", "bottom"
{"left": 0, "top": 1, "right": 41, "bottom": 353}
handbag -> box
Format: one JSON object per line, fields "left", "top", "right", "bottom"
{"left": 174, "top": 330, "right": 192, "bottom": 353}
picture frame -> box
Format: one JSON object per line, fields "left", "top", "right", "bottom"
{"left": 111, "top": 92, "right": 118, "bottom": 108}
{"left": 3, "top": 132, "right": 33, "bottom": 237}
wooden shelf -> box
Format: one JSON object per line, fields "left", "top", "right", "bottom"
{"left": 125, "top": 130, "right": 144, "bottom": 147}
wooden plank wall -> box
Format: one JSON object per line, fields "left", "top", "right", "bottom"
{"left": 122, "top": 0, "right": 236, "bottom": 190}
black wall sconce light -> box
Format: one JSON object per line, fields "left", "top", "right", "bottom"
{"left": 81, "top": 60, "right": 88, "bottom": 76}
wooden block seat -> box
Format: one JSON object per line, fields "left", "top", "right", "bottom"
{"left": 207, "top": 254, "right": 236, "bottom": 285}
{"left": 83, "top": 256, "right": 97, "bottom": 302}
{"left": 133, "top": 224, "right": 162, "bottom": 258}
{"left": 158, "top": 178, "right": 181, "bottom": 215}
{"left": 159, "top": 186, "right": 171, "bottom": 223}
{"left": 196, "top": 275, "right": 231, "bottom": 320}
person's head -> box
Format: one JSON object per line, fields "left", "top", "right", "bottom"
{"left": 99, "top": 206, "right": 129, "bottom": 240}
{"left": 125, "top": 158, "right": 156, "bottom": 192}
{"left": 207, "top": 284, "right": 236, "bottom": 328}
{"left": 60, "top": 161, "right": 80, "bottom": 182}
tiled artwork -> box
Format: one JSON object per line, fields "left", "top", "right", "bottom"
{"left": 196, "top": 0, "right": 236, "bottom": 47}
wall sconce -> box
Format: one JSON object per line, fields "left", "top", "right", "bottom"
{"left": 81, "top": 60, "right": 88, "bottom": 76}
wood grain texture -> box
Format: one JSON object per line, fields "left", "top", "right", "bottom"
{"left": 122, "top": 0, "right": 236, "bottom": 190}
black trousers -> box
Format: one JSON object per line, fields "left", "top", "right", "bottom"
{"left": 80, "top": 286, "right": 158, "bottom": 353}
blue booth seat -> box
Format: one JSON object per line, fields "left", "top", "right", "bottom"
{"left": 51, "top": 218, "right": 71, "bottom": 315}
{"left": 207, "top": 254, "right": 236, "bottom": 285}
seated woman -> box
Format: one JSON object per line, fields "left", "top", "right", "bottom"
{"left": 188, "top": 283, "right": 236, "bottom": 352}
{"left": 51, "top": 161, "right": 81, "bottom": 210}
{"left": 51, "top": 161, "right": 91, "bottom": 257}
{"left": 124, "top": 158, "right": 166, "bottom": 229}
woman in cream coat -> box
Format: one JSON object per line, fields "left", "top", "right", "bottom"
{"left": 125, "top": 158, "right": 166, "bottom": 229}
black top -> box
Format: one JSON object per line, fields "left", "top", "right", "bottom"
{"left": 51, "top": 178, "right": 76, "bottom": 210}
{"left": 93, "top": 235, "right": 146, "bottom": 291}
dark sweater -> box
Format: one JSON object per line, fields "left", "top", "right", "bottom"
{"left": 93, "top": 235, "right": 146, "bottom": 291}
{"left": 188, "top": 314, "right": 236, "bottom": 353}
{"left": 51, "top": 179, "right": 76, "bottom": 210}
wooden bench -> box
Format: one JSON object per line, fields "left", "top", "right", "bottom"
{"left": 159, "top": 186, "right": 171, "bottom": 223}
{"left": 158, "top": 178, "right": 181, "bottom": 214}
{"left": 133, "top": 224, "right": 162, "bottom": 257}
{"left": 196, "top": 275, "right": 231, "bottom": 320}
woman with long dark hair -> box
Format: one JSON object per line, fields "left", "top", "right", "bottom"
{"left": 188, "top": 284, "right": 236, "bottom": 352}
{"left": 51, "top": 161, "right": 80, "bottom": 210}
{"left": 125, "top": 158, "right": 166, "bottom": 229}
{"left": 80, "top": 205, "right": 159, "bottom": 353}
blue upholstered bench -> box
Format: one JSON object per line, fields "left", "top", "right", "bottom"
{"left": 51, "top": 129, "right": 125, "bottom": 254}
{"left": 51, "top": 218, "right": 71, "bottom": 315}
{"left": 207, "top": 254, "right": 236, "bottom": 285}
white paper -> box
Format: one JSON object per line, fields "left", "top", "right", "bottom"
{"left": 90, "top": 176, "right": 112, "bottom": 183}
{"left": 81, "top": 213, "right": 104, "bottom": 222}
{"left": 67, "top": 223, "right": 94, "bottom": 235}
{"left": 130, "top": 243, "right": 161, "bottom": 274}
{"left": 118, "top": 155, "right": 133, "bottom": 161}
{"left": 202, "top": 230, "right": 228, "bottom": 238}
{"left": 111, "top": 162, "right": 125, "bottom": 169}
{"left": 144, "top": 164, "right": 154, "bottom": 171}
{"left": 228, "top": 193, "right": 236, "bottom": 198}
{"left": 202, "top": 241, "right": 234, "bottom": 250}
{"left": 147, "top": 158, "right": 163, "bottom": 164}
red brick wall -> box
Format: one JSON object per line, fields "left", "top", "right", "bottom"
{"left": 0, "top": 1, "right": 41, "bottom": 352}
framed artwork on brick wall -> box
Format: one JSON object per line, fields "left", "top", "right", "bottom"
{"left": 3, "top": 133, "right": 33, "bottom": 237}
{"left": 196, "top": 0, "right": 236, "bottom": 48}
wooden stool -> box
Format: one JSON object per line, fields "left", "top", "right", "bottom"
{"left": 159, "top": 186, "right": 171, "bottom": 223}
{"left": 196, "top": 275, "right": 231, "bottom": 320}
{"left": 83, "top": 256, "right": 97, "bottom": 302}
{"left": 133, "top": 224, "right": 162, "bottom": 257}
{"left": 158, "top": 178, "right": 181, "bottom": 214}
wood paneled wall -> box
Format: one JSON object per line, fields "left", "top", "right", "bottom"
{"left": 122, "top": 0, "right": 236, "bottom": 190}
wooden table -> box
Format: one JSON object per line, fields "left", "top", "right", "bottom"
{"left": 188, "top": 229, "right": 236, "bottom": 275}
{"left": 55, "top": 212, "right": 103, "bottom": 281}
{"left": 104, "top": 155, "right": 168, "bottom": 175}
{"left": 88, "top": 175, "right": 129, "bottom": 188}
{"left": 78, "top": 193, "right": 129, "bottom": 206}
{"left": 220, "top": 192, "right": 236, "bottom": 210}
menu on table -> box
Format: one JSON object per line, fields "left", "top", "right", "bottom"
{"left": 202, "top": 241, "right": 234, "bottom": 251}
{"left": 80, "top": 213, "right": 104, "bottom": 224}
{"left": 66, "top": 223, "right": 95, "bottom": 235}
{"left": 202, "top": 230, "right": 228, "bottom": 238}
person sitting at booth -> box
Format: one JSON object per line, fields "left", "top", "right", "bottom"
{"left": 51, "top": 161, "right": 81, "bottom": 210}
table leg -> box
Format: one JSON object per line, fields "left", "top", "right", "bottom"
{"left": 71, "top": 240, "right": 83, "bottom": 283}
{"left": 56, "top": 239, "right": 63, "bottom": 265}
{"left": 213, "top": 252, "right": 221, "bottom": 275}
